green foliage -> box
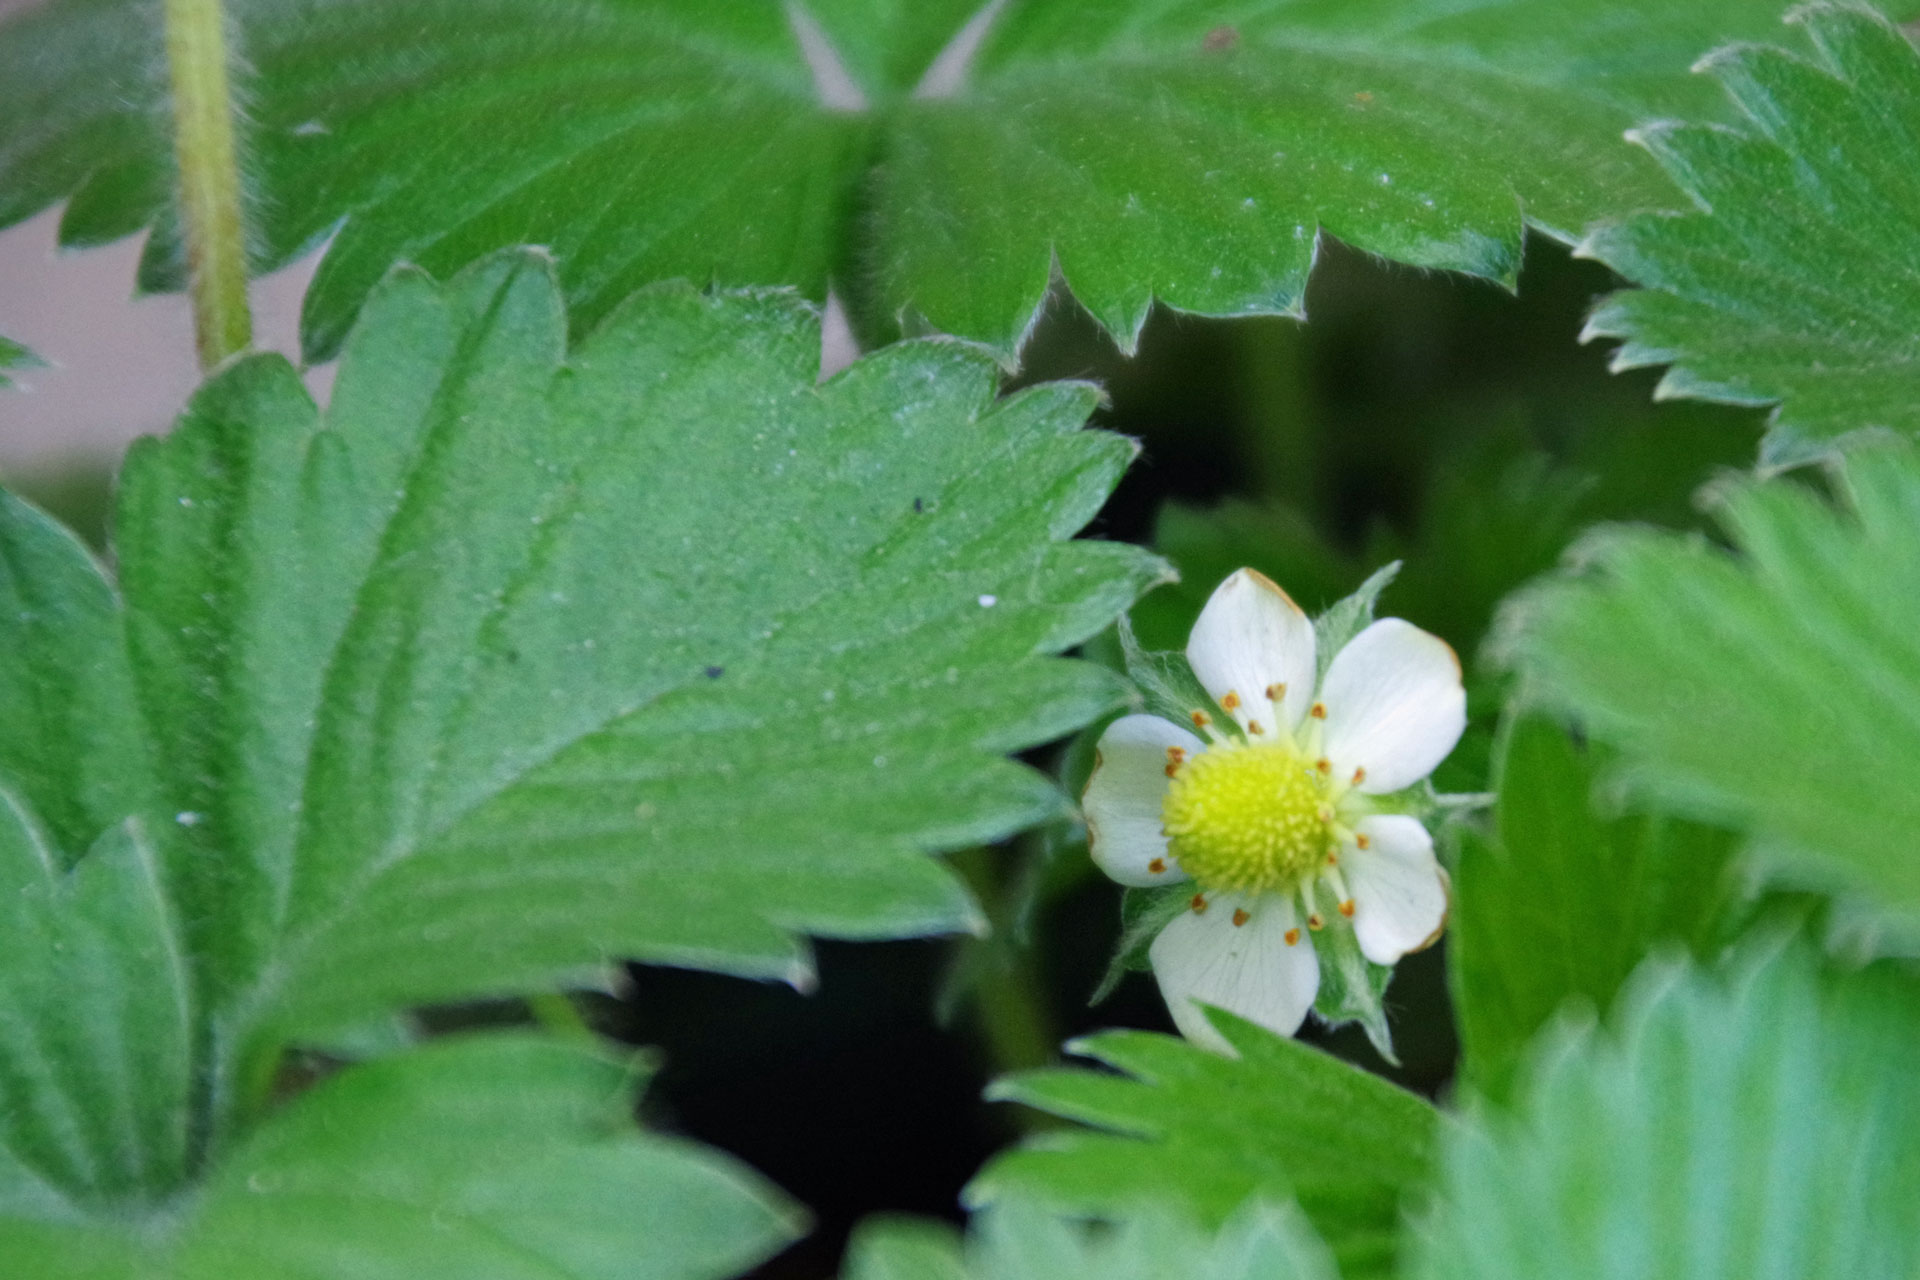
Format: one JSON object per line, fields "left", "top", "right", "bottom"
{"left": 844, "top": 1199, "right": 1336, "bottom": 1280}
{"left": 0, "top": 252, "right": 1160, "bottom": 1267}
{"left": 1449, "top": 716, "right": 1745, "bottom": 1103}
{"left": 1417, "top": 945, "right": 1920, "bottom": 1280}
{"left": 0, "top": 0, "right": 1875, "bottom": 358}
{"left": 970, "top": 1016, "right": 1440, "bottom": 1280}
{"left": 0, "top": 334, "right": 37, "bottom": 387}
{"left": 1583, "top": 4, "right": 1920, "bottom": 462}
{"left": 1509, "top": 443, "right": 1920, "bottom": 935}
{"left": 0, "top": 1034, "right": 801, "bottom": 1280}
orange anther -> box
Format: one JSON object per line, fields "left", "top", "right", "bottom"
{"left": 1247, "top": 720, "right": 1264, "bottom": 735}
{"left": 1339, "top": 899, "right": 1356, "bottom": 918}
{"left": 1265, "top": 683, "right": 1286, "bottom": 702}
{"left": 1356, "top": 833, "right": 1371, "bottom": 850}
{"left": 1309, "top": 702, "right": 1327, "bottom": 719}
{"left": 1284, "top": 927, "right": 1301, "bottom": 946}
{"left": 1307, "top": 913, "right": 1325, "bottom": 931}
{"left": 1148, "top": 857, "right": 1167, "bottom": 875}
{"left": 1190, "top": 893, "right": 1209, "bottom": 914}
{"left": 1315, "top": 758, "right": 1332, "bottom": 775}
{"left": 1231, "top": 908, "right": 1250, "bottom": 928}
{"left": 1221, "top": 691, "right": 1241, "bottom": 711}
{"left": 1191, "top": 710, "right": 1212, "bottom": 729}
{"left": 1351, "top": 766, "right": 1367, "bottom": 785}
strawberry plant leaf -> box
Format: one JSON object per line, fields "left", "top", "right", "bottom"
{"left": 969, "top": 1016, "right": 1440, "bottom": 1280}
{"left": 1582, "top": 4, "right": 1920, "bottom": 462}
{"left": 1449, "top": 716, "right": 1745, "bottom": 1104}
{"left": 0, "top": 0, "right": 1886, "bottom": 358}
{"left": 1507, "top": 443, "right": 1920, "bottom": 933}
{"left": 1416, "top": 946, "right": 1920, "bottom": 1280}
{"left": 845, "top": 1199, "right": 1336, "bottom": 1280}
{"left": 0, "top": 251, "right": 1158, "bottom": 1268}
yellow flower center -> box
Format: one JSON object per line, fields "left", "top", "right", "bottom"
{"left": 1162, "top": 741, "right": 1329, "bottom": 893}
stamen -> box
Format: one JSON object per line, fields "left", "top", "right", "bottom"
{"left": 1247, "top": 720, "right": 1264, "bottom": 735}
{"left": 1231, "top": 908, "right": 1250, "bottom": 927}
{"left": 1190, "top": 893, "right": 1209, "bottom": 914}
{"left": 1309, "top": 702, "right": 1327, "bottom": 720}
{"left": 1190, "top": 710, "right": 1212, "bottom": 730}
{"left": 1356, "top": 832, "right": 1371, "bottom": 850}
{"left": 1315, "top": 757, "right": 1332, "bottom": 775}
{"left": 1148, "top": 857, "right": 1167, "bottom": 874}
{"left": 1265, "top": 682, "right": 1286, "bottom": 702}
{"left": 1325, "top": 850, "right": 1340, "bottom": 866}
{"left": 1351, "top": 766, "right": 1366, "bottom": 786}
{"left": 1308, "top": 913, "right": 1325, "bottom": 930}
{"left": 1339, "top": 899, "right": 1356, "bottom": 918}
{"left": 1164, "top": 744, "right": 1187, "bottom": 778}
{"left": 1284, "top": 927, "right": 1301, "bottom": 946}
{"left": 1221, "top": 691, "right": 1241, "bottom": 711}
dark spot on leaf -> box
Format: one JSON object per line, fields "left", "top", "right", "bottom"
{"left": 1203, "top": 25, "right": 1239, "bottom": 52}
{"left": 704, "top": 665, "right": 725, "bottom": 679}
{"left": 912, "top": 497, "right": 925, "bottom": 513}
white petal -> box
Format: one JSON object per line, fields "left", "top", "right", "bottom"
{"left": 1319, "top": 618, "right": 1466, "bottom": 794}
{"left": 1345, "top": 815, "right": 1448, "bottom": 965}
{"left": 1149, "top": 893, "right": 1319, "bottom": 1054}
{"left": 1082, "top": 715, "right": 1199, "bottom": 887}
{"left": 1186, "top": 568, "right": 1316, "bottom": 736}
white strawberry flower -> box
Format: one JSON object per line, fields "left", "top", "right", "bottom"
{"left": 1083, "top": 568, "right": 1466, "bottom": 1053}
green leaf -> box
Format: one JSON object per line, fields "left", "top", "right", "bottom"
{"left": 1415, "top": 944, "right": 1920, "bottom": 1280}
{"left": 172, "top": 1034, "right": 800, "bottom": 1280}
{"left": 0, "top": 0, "right": 1886, "bottom": 358}
{"left": 970, "top": 1017, "right": 1441, "bottom": 1280}
{"left": 0, "top": 335, "right": 38, "bottom": 388}
{"left": 0, "top": 248, "right": 1160, "bottom": 1272}
{"left": 101, "top": 251, "right": 1159, "bottom": 1048}
{"left": 1507, "top": 443, "right": 1920, "bottom": 934}
{"left": 0, "top": 1033, "right": 801, "bottom": 1280}
{"left": 1449, "top": 716, "right": 1745, "bottom": 1104}
{"left": 845, "top": 1199, "right": 1336, "bottom": 1280}
{"left": 0, "top": 813, "right": 194, "bottom": 1215}
{"left": 1581, "top": 4, "right": 1920, "bottom": 462}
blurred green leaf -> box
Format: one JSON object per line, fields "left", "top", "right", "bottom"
{"left": 970, "top": 1017, "right": 1440, "bottom": 1280}
{"left": 174, "top": 1034, "right": 799, "bottom": 1280}
{"left": 0, "top": 1034, "right": 801, "bottom": 1280}
{"left": 1416, "top": 944, "right": 1920, "bottom": 1279}
{"left": 845, "top": 1198, "right": 1336, "bottom": 1280}
{"left": 1582, "top": 4, "right": 1920, "bottom": 462}
{"left": 0, "top": 0, "right": 1879, "bottom": 358}
{"left": 0, "top": 334, "right": 37, "bottom": 388}
{"left": 1509, "top": 443, "right": 1920, "bottom": 935}
{"left": 1449, "top": 716, "right": 1745, "bottom": 1104}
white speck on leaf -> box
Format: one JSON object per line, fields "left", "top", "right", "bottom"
{"left": 978, "top": 594, "right": 997, "bottom": 607}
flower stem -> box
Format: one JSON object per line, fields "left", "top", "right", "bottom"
{"left": 163, "top": 0, "right": 252, "bottom": 368}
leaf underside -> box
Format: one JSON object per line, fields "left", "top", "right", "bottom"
{"left": 0, "top": 0, "right": 1889, "bottom": 358}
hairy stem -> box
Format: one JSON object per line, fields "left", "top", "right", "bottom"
{"left": 164, "top": 0, "right": 252, "bottom": 368}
